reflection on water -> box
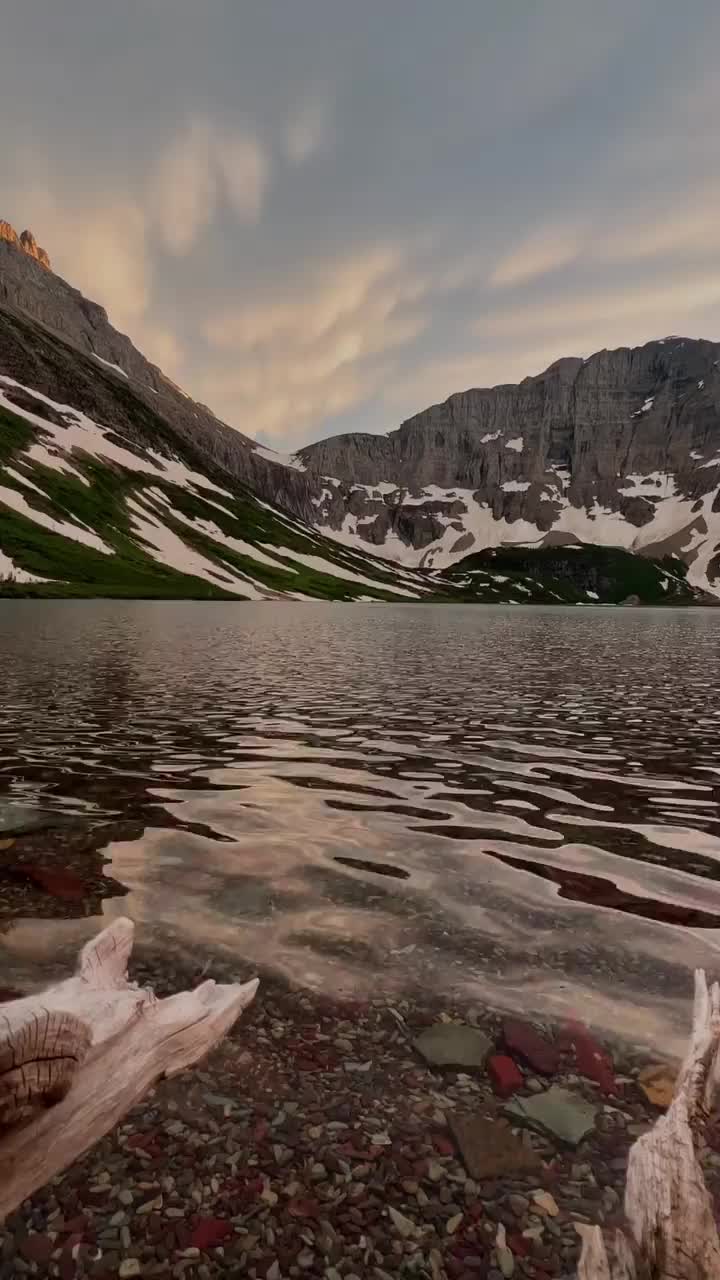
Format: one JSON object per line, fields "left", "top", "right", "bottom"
{"left": 2, "top": 599, "right": 720, "bottom": 1054}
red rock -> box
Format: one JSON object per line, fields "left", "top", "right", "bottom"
{"left": 507, "top": 1232, "right": 530, "bottom": 1257}
{"left": 565, "top": 1021, "right": 617, "bottom": 1095}
{"left": 288, "top": 1197, "right": 320, "bottom": 1218}
{"left": 59, "top": 1253, "right": 76, "bottom": 1280}
{"left": 59, "top": 1215, "right": 88, "bottom": 1235}
{"left": 502, "top": 1019, "right": 559, "bottom": 1075}
{"left": 20, "top": 1234, "right": 53, "bottom": 1263}
{"left": 488, "top": 1053, "right": 524, "bottom": 1098}
{"left": 126, "top": 1130, "right": 159, "bottom": 1150}
{"left": 190, "top": 1217, "right": 233, "bottom": 1250}
{"left": 19, "top": 865, "right": 86, "bottom": 901}
{"left": 432, "top": 1133, "right": 456, "bottom": 1156}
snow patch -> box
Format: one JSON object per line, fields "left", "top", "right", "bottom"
{"left": 632, "top": 396, "right": 655, "bottom": 417}
{"left": 502, "top": 480, "right": 531, "bottom": 493}
{"left": 166, "top": 510, "right": 300, "bottom": 574}
{"left": 505, "top": 437, "right": 524, "bottom": 452}
{"left": 618, "top": 472, "right": 675, "bottom": 497}
{"left": 252, "top": 443, "right": 307, "bottom": 472}
{"left": 0, "top": 483, "right": 112, "bottom": 553}
{"left": 0, "top": 549, "right": 49, "bottom": 584}
{"left": 258, "top": 544, "right": 420, "bottom": 597}
{"left": 2, "top": 466, "right": 50, "bottom": 497}
{"left": 127, "top": 498, "right": 267, "bottom": 598}
{"left": 0, "top": 377, "right": 234, "bottom": 499}
{"left": 93, "top": 353, "right": 128, "bottom": 379}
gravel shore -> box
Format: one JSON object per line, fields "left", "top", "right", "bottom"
{"left": 2, "top": 948, "right": 718, "bottom": 1280}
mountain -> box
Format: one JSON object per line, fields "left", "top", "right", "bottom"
{"left": 295, "top": 339, "right": 720, "bottom": 596}
{"left": 437, "top": 544, "right": 702, "bottom": 605}
{"left": 0, "top": 227, "right": 431, "bottom": 602}
{"left": 0, "top": 219, "right": 717, "bottom": 603}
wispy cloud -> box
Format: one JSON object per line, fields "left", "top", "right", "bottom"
{"left": 490, "top": 227, "right": 582, "bottom": 288}
{"left": 151, "top": 118, "right": 269, "bottom": 255}
{"left": 0, "top": 1, "right": 718, "bottom": 450}
{"left": 285, "top": 96, "right": 333, "bottom": 165}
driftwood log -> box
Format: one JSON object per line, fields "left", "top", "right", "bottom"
{"left": 0, "top": 917, "right": 258, "bottom": 1220}
{"left": 578, "top": 969, "right": 720, "bottom": 1280}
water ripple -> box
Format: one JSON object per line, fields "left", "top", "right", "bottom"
{"left": 1, "top": 599, "right": 720, "bottom": 1052}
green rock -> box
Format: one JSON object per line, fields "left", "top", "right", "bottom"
{"left": 503, "top": 1085, "right": 597, "bottom": 1147}
{"left": 0, "top": 803, "right": 49, "bottom": 834}
{"left": 413, "top": 1023, "right": 492, "bottom": 1069}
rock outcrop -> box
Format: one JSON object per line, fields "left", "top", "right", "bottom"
{"left": 0, "top": 219, "right": 51, "bottom": 269}
{"left": 0, "top": 220, "right": 19, "bottom": 249}
{"left": 297, "top": 339, "right": 720, "bottom": 593}
{"left": 0, "top": 222, "right": 319, "bottom": 521}
{"left": 2, "top": 213, "right": 720, "bottom": 595}
{"left": 19, "top": 229, "right": 51, "bottom": 270}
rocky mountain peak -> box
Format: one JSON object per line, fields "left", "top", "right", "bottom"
{"left": 19, "top": 228, "right": 51, "bottom": 270}
{"left": 0, "top": 220, "right": 19, "bottom": 248}
{"left": 0, "top": 219, "right": 51, "bottom": 269}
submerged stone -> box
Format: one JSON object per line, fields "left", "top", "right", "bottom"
{"left": 0, "top": 803, "right": 50, "bottom": 835}
{"left": 504, "top": 1085, "right": 597, "bottom": 1147}
{"left": 19, "top": 865, "right": 86, "bottom": 901}
{"left": 413, "top": 1023, "right": 491, "bottom": 1069}
{"left": 638, "top": 1063, "right": 676, "bottom": 1109}
{"left": 565, "top": 1023, "right": 617, "bottom": 1095}
{"left": 502, "top": 1019, "right": 559, "bottom": 1076}
{"left": 448, "top": 1114, "right": 540, "bottom": 1180}
{"left": 488, "top": 1053, "right": 524, "bottom": 1098}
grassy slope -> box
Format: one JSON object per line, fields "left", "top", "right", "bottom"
{"left": 438, "top": 544, "right": 704, "bottom": 604}
{"left": 0, "top": 402, "right": 711, "bottom": 606}
{"left": 0, "top": 403, "right": 427, "bottom": 601}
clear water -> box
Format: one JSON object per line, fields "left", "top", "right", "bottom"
{"left": 2, "top": 600, "right": 720, "bottom": 1052}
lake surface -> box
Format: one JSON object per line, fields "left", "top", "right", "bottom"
{"left": 2, "top": 600, "right": 720, "bottom": 1054}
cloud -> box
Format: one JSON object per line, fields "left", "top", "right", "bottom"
{"left": 150, "top": 121, "right": 217, "bottom": 256}
{"left": 201, "top": 243, "right": 429, "bottom": 441}
{"left": 1, "top": 0, "right": 719, "bottom": 453}
{"left": 150, "top": 118, "right": 269, "bottom": 255}
{"left": 490, "top": 227, "right": 582, "bottom": 288}
{"left": 5, "top": 178, "right": 151, "bottom": 329}
{"left": 476, "top": 270, "right": 720, "bottom": 342}
{"left": 285, "top": 96, "right": 332, "bottom": 165}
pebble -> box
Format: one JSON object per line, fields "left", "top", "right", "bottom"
{"left": 497, "top": 1247, "right": 515, "bottom": 1277}
{"left": 532, "top": 1190, "right": 560, "bottom": 1217}
{"left": 2, "top": 970, "right": 717, "bottom": 1280}
{"left": 387, "top": 1208, "right": 416, "bottom": 1239}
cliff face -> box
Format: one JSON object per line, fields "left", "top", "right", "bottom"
{"left": 0, "top": 226, "right": 319, "bottom": 520}
{"left": 2, "top": 216, "right": 720, "bottom": 594}
{"left": 297, "top": 339, "right": 720, "bottom": 592}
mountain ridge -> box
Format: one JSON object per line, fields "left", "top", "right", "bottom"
{"left": 295, "top": 335, "right": 720, "bottom": 591}
{"left": 0, "top": 223, "right": 719, "bottom": 600}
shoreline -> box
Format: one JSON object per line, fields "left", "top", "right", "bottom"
{"left": 2, "top": 945, "right": 718, "bottom": 1279}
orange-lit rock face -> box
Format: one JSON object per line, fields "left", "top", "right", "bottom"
{"left": 0, "top": 220, "right": 51, "bottom": 269}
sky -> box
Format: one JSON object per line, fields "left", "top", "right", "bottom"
{"left": 2, "top": 1, "right": 720, "bottom": 454}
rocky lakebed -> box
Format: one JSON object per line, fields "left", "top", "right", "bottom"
{"left": 0, "top": 808, "right": 717, "bottom": 1280}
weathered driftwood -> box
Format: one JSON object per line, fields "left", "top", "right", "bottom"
{"left": 0, "top": 917, "right": 258, "bottom": 1220}
{"left": 579, "top": 969, "right": 720, "bottom": 1280}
